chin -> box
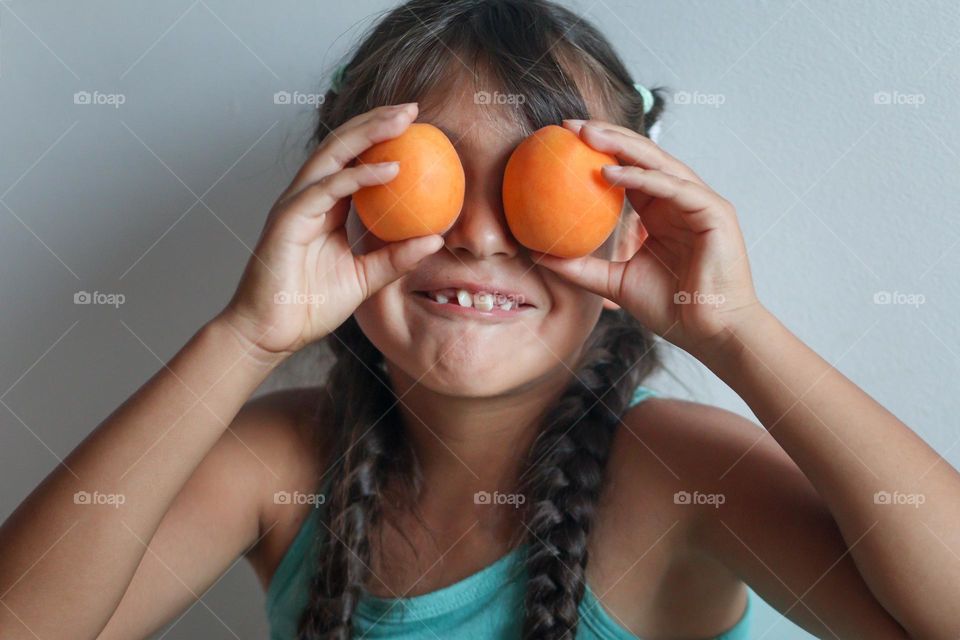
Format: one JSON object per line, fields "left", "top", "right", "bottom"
{"left": 395, "top": 339, "right": 564, "bottom": 398}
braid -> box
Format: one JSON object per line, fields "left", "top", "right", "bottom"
{"left": 297, "top": 317, "right": 411, "bottom": 639}
{"left": 522, "top": 309, "right": 659, "bottom": 639}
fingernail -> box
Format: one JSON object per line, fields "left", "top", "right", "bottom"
{"left": 564, "top": 119, "right": 586, "bottom": 126}
{"left": 376, "top": 161, "right": 400, "bottom": 170}
{"left": 602, "top": 164, "right": 624, "bottom": 174}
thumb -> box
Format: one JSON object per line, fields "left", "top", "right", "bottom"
{"left": 356, "top": 234, "right": 444, "bottom": 298}
{"left": 531, "top": 252, "right": 627, "bottom": 303}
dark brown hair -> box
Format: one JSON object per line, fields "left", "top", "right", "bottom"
{"left": 298, "top": 1, "right": 664, "bottom": 638}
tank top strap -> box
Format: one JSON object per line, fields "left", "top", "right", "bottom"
{"left": 627, "top": 384, "right": 659, "bottom": 409}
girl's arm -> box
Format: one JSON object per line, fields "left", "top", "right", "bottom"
{"left": 0, "top": 102, "right": 441, "bottom": 639}
{"left": 94, "top": 387, "right": 318, "bottom": 639}
{"left": 702, "top": 306, "right": 960, "bottom": 638}
{"left": 537, "top": 119, "right": 960, "bottom": 638}
{"left": 0, "top": 318, "right": 278, "bottom": 639}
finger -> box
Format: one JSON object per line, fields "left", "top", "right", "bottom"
{"left": 533, "top": 237, "right": 682, "bottom": 305}
{"left": 531, "top": 252, "right": 627, "bottom": 302}
{"left": 355, "top": 234, "right": 444, "bottom": 299}
{"left": 282, "top": 162, "right": 401, "bottom": 232}
{"left": 565, "top": 118, "right": 692, "bottom": 215}
{"left": 624, "top": 199, "right": 695, "bottom": 250}
{"left": 602, "top": 166, "right": 728, "bottom": 234}
{"left": 564, "top": 119, "right": 703, "bottom": 185}
{"left": 639, "top": 215, "right": 692, "bottom": 256}
{"left": 284, "top": 103, "right": 418, "bottom": 197}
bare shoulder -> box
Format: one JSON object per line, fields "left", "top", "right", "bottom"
{"left": 231, "top": 385, "right": 325, "bottom": 486}
{"left": 613, "top": 394, "right": 793, "bottom": 483}
{"left": 603, "top": 394, "right": 809, "bottom": 538}
{"left": 227, "top": 386, "right": 329, "bottom": 584}
{"left": 589, "top": 395, "right": 804, "bottom": 636}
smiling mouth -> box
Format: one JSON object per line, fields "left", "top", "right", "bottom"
{"left": 414, "top": 288, "right": 533, "bottom": 312}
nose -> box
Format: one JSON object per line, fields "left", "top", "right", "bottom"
{"left": 443, "top": 170, "right": 520, "bottom": 259}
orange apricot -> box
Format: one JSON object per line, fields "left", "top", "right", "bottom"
{"left": 353, "top": 123, "right": 465, "bottom": 242}
{"left": 502, "top": 124, "right": 625, "bottom": 258}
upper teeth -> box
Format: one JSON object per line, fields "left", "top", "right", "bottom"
{"left": 430, "top": 289, "right": 517, "bottom": 311}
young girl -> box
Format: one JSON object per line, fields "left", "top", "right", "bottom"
{"left": 2, "top": 1, "right": 958, "bottom": 639}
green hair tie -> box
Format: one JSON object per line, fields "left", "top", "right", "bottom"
{"left": 331, "top": 64, "right": 347, "bottom": 92}
{"left": 634, "top": 82, "right": 654, "bottom": 115}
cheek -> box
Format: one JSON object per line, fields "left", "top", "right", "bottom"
{"left": 540, "top": 273, "right": 606, "bottom": 356}
{"left": 353, "top": 285, "right": 407, "bottom": 361}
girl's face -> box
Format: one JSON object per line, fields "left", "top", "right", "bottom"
{"left": 349, "top": 79, "right": 637, "bottom": 397}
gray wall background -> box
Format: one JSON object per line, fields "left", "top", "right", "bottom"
{"left": 2, "top": 1, "right": 958, "bottom": 638}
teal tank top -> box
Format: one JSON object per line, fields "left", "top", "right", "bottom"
{"left": 266, "top": 386, "right": 752, "bottom": 639}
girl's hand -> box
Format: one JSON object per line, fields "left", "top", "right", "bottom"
{"left": 217, "top": 103, "right": 443, "bottom": 361}
{"left": 533, "top": 119, "right": 765, "bottom": 362}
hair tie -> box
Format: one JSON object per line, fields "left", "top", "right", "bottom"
{"left": 634, "top": 82, "right": 654, "bottom": 115}
{"left": 331, "top": 63, "right": 347, "bottom": 93}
